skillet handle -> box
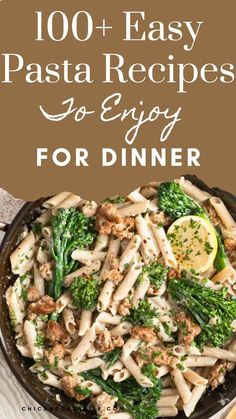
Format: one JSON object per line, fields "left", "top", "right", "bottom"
{"left": 0, "top": 222, "right": 9, "bottom": 233}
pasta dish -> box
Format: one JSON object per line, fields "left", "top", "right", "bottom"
{"left": 6, "top": 178, "right": 236, "bottom": 419}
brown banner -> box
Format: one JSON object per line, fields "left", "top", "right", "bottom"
{"left": 0, "top": 1, "right": 235, "bottom": 201}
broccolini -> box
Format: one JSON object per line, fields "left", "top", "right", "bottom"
{"left": 139, "top": 261, "right": 168, "bottom": 290}
{"left": 158, "top": 181, "right": 204, "bottom": 219}
{"left": 50, "top": 208, "right": 96, "bottom": 299}
{"left": 124, "top": 299, "right": 159, "bottom": 327}
{"left": 168, "top": 278, "right": 236, "bottom": 347}
{"left": 81, "top": 363, "right": 162, "bottom": 419}
{"left": 70, "top": 275, "right": 99, "bottom": 310}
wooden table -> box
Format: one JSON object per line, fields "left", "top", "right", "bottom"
{"left": 0, "top": 188, "right": 233, "bottom": 419}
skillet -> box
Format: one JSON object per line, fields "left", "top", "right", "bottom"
{"left": 0, "top": 175, "right": 235, "bottom": 419}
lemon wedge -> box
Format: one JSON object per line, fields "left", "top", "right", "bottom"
{"left": 167, "top": 215, "right": 218, "bottom": 273}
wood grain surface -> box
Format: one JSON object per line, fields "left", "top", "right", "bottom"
{"left": 0, "top": 187, "right": 234, "bottom": 419}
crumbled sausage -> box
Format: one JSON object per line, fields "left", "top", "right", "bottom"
{"left": 132, "top": 326, "right": 157, "bottom": 343}
{"left": 61, "top": 375, "right": 89, "bottom": 402}
{"left": 208, "top": 360, "right": 228, "bottom": 390}
{"left": 150, "top": 211, "right": 172, "bottom": 227}
{"left": 93, "top": 391, "right": 117, "bottom": 416}
{"left": 111, "top": 217, "right": 135, "bottom": 239}
{"left": 95, "top": 328, "right": 124, "bottom": 353}
{"left": 96, "top": 204, "right": 134, "bottom": 239}
{"left": 45, "top": 320, "right": 68, "bottom": 343}
{"left": 27, "top": 286, "right": 40, "bottom": 302}
{"left": 168, "top": 267, "right": 182, "bottom": 280}
{"left": 176, "top": 312, "right": 201, "bottom": 349}
{"left": 100, "top": 203, "right": 122, "bottom": 224}
{"left": 82, "top": 200, "right": 98, "bottom": 218}
{"left": 28, "top": 295, "right": 56, "bottom": 315}
{"left": 146, "top": 345, "right": 174, "bottom": 367}
{"left": 224, "top": 237, "right": 236, "bottom": 251}
{"left": 39, "top": 262, "right": 54, "bottom": 281}
{"left": 103, "top": 254, "right": 123, "bottom": 284}
{"left": 118, "top": 298, "right": 131, "bottom": 316}
{"left": 44, "top": 343, "right": 65, "bottom": 365}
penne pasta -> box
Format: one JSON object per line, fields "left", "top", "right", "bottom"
{"left": 171, "top": 369, "right": 192, "bottom": 404}
{"left": 64, "top": 261, "right": 101, "bottom": 287}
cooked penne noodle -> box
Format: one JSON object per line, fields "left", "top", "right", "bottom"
{"left": 10, "top": 231, "right": 36, "bottom": 275}
{"left": 43, "top": 192, "right": 71, "bottom": 209}
{"left": 71, "top": 322, "right": 104, "bottom": 365}
{"left": 157, "top": 395, "right": 180, "bottom": 407}
{"left": 118, "top": 201, "right": 149, "bottom": 217}
{"left": 96, "top": 312, "right": 122, "bottom": 325}
{"left": 16, "top": 341, "right": 32, "bottom": 358}
{"left": 121, "top": 355, "right": 153, "bottom": 387}
{"left": 94, "top": 233, "right": 109, "bottom": 251}
{"left": 151, "top": 224, "right": 177, "bottom": 268}
{"left": 41, "top": 226, "right": 52, "bottom": 239}
{"left": 114, "top": 263, "right": 142, "bottom": 301}
{"left": 110, "top": 322, "right": 133, "bottom": 337}
{"left": 127, "top": 188, "right": 147, "bottom": 203}
{"left": 157, "top": 366, "right": 170, "bottom": 378}
{"left": 211, "top": 266, "right": 236, "bottom": 285}
{"left": 63, "top": 307, "right": 77, "bottom": 335}
{"left": 101, "top": 360, "right": 123, "bottom": 380}
{"left": 52, "top": 193, "right": 82, "bottom": 215}
{"left": 185, "top": 356, "right": 218, "bottom": 367}
{"left": 122, "top": 336, "right": 140, "bottom": 359}
{"left": 56, "top": 291, "right": 72, "bottom": 313}
{"left": 100, "top": 238, "right": 121, "bottom": 280}
{"left": 80, "top": 380, "right": 102, "bottom": 396}
{"left": 158, "top": 407, "right": 178, "bottom": 417}
{"left": 37, "top": 239, "right": 51, "bottom": 264}
{"left": 135, "top": 214, "right": 159, "bottom": 263}
{"left": 71, "top": 249, "right": 106, "bottom": 264}
{"left": 68, "top": 357, "right": 104, "bottom": 374}
{"left": 171, "top": 370, "right": 192, "bottom": 404}
{"left": 5, "top": 278, "right": 27, "bottom": 333}
{"left": 98, "top": 280, "right": 116, "bottom": 312}
{"left": 210, "top": 196, "right": 236, "bottom": 231}
{"left": 23, "top": 320, "right": 43, "bottom": 360}
{"left": 79, "top": 310, "right": 93, "bottom": 336}
{"left": 38, "top": 371, "right": 63, "bottom": 389}
{"left": 178, "top": 177, "right": 210, "bottom": 202}
{"left": 183, "top": 384, "right": 207, "bottom": 417}
{"left": 33, "top": 264, "right": 45, "bottom": 297}
{"left": 203, "top": 346, "right": 236, "bottom": 363}
{"left": 113, "top": 368, "right": 131, "bottom": 382}
{"left": 87, "top": 344, "right": 104, "bottom": 358}
{"left": 64, "top": 261, "right": 101, "bottom": 287}
{"left": 183, "top": 368, "right": 208, "bottom": 386}
{"left": 132, "top": 273, "right": 150, "bottom": 307}
{"left": 102, "top": 413, "right": 132, "bottom": 419}
{"left": 119, "top": 235, "right": 142, "bottom": 273}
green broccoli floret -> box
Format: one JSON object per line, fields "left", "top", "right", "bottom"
{"left": 49, "top": 208, "right": 96, "bottom": 299}
{"left": 168, "top": 278, "right": 236, "bottom": 347}
{"left": 140, "top": 262, "right": 168, "bottom": 290}
{"left": 124, "top": 299, "right": 159, "bottom": 327}
{"left": 70, "top": 276, "right": 99, "bottom": 310}
{"left": 158, "top": 181, "right": 204, "bottom": 219}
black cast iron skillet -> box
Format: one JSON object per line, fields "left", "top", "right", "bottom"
{"left": 0, "top": 175, "right": 236, "bottom": 419}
